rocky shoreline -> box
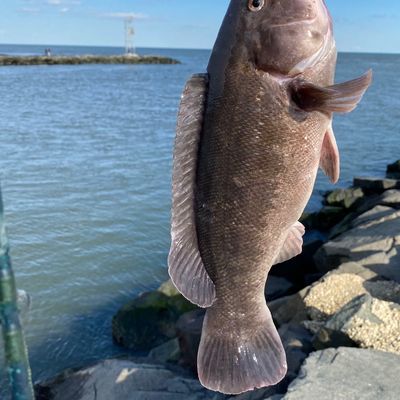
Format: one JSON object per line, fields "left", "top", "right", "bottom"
{"left": 36, "top": 160, "right": 400, "bottom": 400}
{"left": 0, "top": 54, "right": 180, "bottom": 66}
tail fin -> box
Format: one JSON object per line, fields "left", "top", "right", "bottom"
{"left": 197, "top": 302, "right": 287, "bottom": 395}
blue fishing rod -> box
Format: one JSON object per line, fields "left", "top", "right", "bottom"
{"left": 0, "top": 183, "right": 34, "bottom": 400}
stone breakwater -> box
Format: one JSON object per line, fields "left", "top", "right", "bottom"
{"left": 36, "top": 160, "right": 400, "bottom": 400}
{"left": 0, "top": 55, "right": 180, "bottom": 66}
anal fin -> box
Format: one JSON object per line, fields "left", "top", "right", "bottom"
{"left": 320, "top": 125, "right": 340, "bottom": 184}
{"left": 274, "top": 221, "right": 305, "bottom": 265}
{"left": 168, "top": 74, "right": 216, "bottom": 308}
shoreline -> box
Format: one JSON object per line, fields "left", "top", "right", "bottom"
{"left": 35, "top": 159, "right": 400, "bottom": 400}
{"left": 0, "top": 54, "right": 180, "bottom": 66}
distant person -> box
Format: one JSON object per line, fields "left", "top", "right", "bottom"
{"left": 44, "top": 48, "right": 52, "bottom": 57}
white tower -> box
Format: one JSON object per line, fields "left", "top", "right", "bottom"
{"left": 124, "top": 17, "right": 136, "bottom": 56}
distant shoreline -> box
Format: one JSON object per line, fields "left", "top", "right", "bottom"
{"left": 0, "top": 54, "right": 180, "bottom": 66}
{"left": 0, "top": 43, "right": 399, "bottom": 56}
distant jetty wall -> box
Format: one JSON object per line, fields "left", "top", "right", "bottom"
{"left": 0, "top": 54, "right": 180, "bottom": 66}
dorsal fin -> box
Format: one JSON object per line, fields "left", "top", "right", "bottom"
{"left": 168, "top": 74, "right": 216, "bottom": 308}
{"left": 291, "top": 70, "right": 372, "bottom": 114}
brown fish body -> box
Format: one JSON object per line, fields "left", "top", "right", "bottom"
{"left": 168, "top": 0, "right": 372, "bottom": 395}
{"left": 196, "top": 51, "right": 336, "bottom": 312}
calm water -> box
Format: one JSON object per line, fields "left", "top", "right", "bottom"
{"left": 0, "top": 44, "right": 398, "bottom": 393}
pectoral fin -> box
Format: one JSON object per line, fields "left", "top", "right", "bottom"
{"left": 273, "top": 221, "right": 305, "bottom": 265}
{"left": 320, "top": 125, "right": 340, "bottom": 183}
{"left": 168, "top": 73, "right": 216, "bottom": 308}
{"left": 292, "top": 70, "right": 372, "bottom": 114}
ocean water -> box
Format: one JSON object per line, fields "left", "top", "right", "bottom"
{"left": 0, "top": 44, "right": 398, "bottom": 393}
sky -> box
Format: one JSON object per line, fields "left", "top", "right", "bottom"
{"left": 0, "top": 0, "right": 399, "bottom": 53}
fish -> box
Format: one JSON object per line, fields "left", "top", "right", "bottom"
{"left": 168, "top": 0, "right": 372, "bottom": 395}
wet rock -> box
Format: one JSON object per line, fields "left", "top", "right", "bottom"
{"left": 112, "top": 289, "right": 196, "bottom": 351}
{"left": 353, "top": 176, "right": 400, "bottom": 192}
{"left": 278, "top": 347, "right": 400, "bottom": 400}
{"left": 266, "top": 276, "right": 294, "bottom": 301}
{"left": 176, "top": 309, "right": 205, "bottom": 371}
{"left": 148, "top": 338, "right": 181, "bottom": 364}
{"left": 36, "top": 360, "right": 223, "bottom": 400}
{"left": 324, "top": 187, "right": 364, "bottom": 209}
{"left": 314, "top": 294, "right": 400, "bottom": 353}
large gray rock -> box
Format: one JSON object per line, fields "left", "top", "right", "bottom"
{"left": 314, "top": 294, "right": 400, "bottom": 354}
{"left": 36, "top": 360, "right": 223, "bottom": 400}
{"left": 314, "top": 206, "right": 400, "bottom": 282}
{"left": 112, "top": 287, "right": 196, "bottom": 351}
{"left": 277, "top": 347, "right": 400, "bottom": 399}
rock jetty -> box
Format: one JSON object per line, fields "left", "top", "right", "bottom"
{"left": 36, "top": 159, "right": 400, "bottom": 400}
{"left": 0, "top": 54, "right": 180, "bottom": 66}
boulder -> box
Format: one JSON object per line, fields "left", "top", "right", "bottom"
{"left": 302, "top": 273, "right": 367, "bottom": 321}
{"left": 36, "top": 360, "right": 223, "bottom": 400}
{"left": 148, "top": 338, "right": 181, "bottom": 364}
{"left": 302, "top": 269, "right": 400, "bottom": 320}
{"left": 313, "top": 206, "right": 348, "bottom": 231}
{"left": 176, "top": 309, "right": 205, "bottom": 371}
{"left": 386, "top": 160, "right": 400, "bottom": 179}
{"left": 265, "top": 276, "right": 294, "bottom": 301}
{"left": 277, "top": 347, "right": 400, "bottom": 400}
{"left": 112, "top": 289, "right": 196, "bottom": 351}
{"left": 314, "top": 294, "right": 400, "bottom": 354}
{"left": 278, "top": 324, "right": 313, "bottom": 382}
{"left": 268, "top": 288, "right": 309, "bottom": 327}
{"left": 324, "top": 187, "right": 364, "bottom": 209}
{"left": 353, "top": 177, "right": 400, "bottom": 192}
{"left": 314, "top": 206, "right": 400, "bottom": 282}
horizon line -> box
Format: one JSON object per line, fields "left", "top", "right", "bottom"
{"left": 0, "top": 42, "right": 399, "bottom": 56}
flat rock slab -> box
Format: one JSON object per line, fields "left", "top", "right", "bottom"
{"left": 277, "top": 347, "right": 400, "bottom": 400}
{"left": 37, "top": 360, "right": 223, "bottom": 400}
{"left": 315, "top": 206, "right": 400, "bottom": 282}
{"left": 353, "top": 177, "right": 400, "bottom": 192}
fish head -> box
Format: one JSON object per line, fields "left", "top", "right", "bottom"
{"left": 211, "top": 0, "right": 336, "bottom": 77}
{"left": 242, "top": 0, "right": 335, "bottom": 77}
{"left": 240, "top": 0, "right": 335, "bottom": 77}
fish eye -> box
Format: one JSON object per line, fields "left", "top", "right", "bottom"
{"left": 248, "top": 0, "right": 265, "bottom": 12}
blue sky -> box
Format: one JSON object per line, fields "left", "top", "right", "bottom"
{"left": 0, "top": 0, "right": 399, "bottom": 53}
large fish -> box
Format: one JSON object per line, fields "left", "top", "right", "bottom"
{"left": 168, "top": 0, "right": 372, "bottom": 395}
